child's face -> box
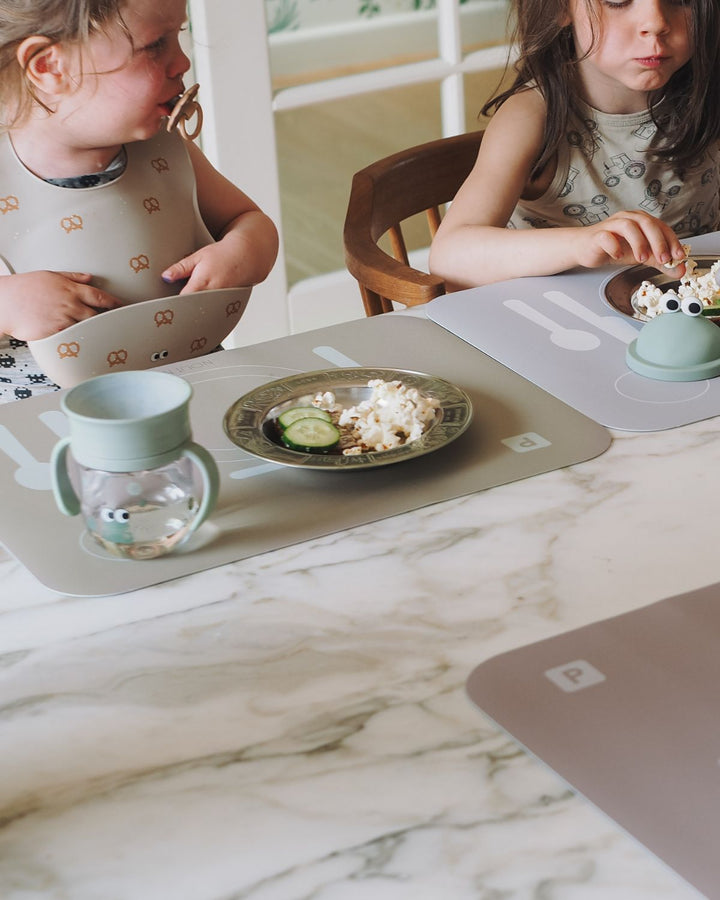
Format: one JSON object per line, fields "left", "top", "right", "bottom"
{"left": 58, "top": 0, "right": 191, "bottom": 147}
{"left": 569, "top": 0, "right": 693, "bottom": 111}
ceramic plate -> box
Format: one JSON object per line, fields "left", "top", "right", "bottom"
{"left": 223, "top": 367, "right": 473, "bottom": 470}
{"left": 603, "top": 256, "right": 720, "bottom": 323}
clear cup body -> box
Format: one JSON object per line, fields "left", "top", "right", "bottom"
{"left": 76, "top": 456, "right": 200, "bottom": 559}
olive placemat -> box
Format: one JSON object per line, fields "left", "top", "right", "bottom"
{"left": 0, "top": 315, "right": 610, "bottom": 595}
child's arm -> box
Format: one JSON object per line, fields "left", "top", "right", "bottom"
{"left": 0, "top": 271, "right": 119, "bottom": 341}
{"left": 161, "top": 141, "right": 279, "bottom": 293}
{"left": 429, "top": 90, "right": 688, "bottom": 290}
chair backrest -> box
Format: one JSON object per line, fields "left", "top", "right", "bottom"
{"left": 343, "top": 130, "right": 484, "bottom": 316}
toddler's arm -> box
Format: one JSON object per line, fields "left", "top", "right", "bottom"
{"left": 161, "top": 141, "right": 279, "bottom": 293}
{"left": 429, "top": 90, "right": 688, "bottom": 290}
{"left": 0, "top": 271, "right": 120, "bottom": 341}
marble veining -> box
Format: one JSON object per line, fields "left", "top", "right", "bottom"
{"left": 0, "top": 420, "right": 714, "bottom": 898}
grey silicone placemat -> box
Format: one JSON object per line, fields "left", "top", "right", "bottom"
{"left": 427, "top": 232, "right": 720, "bottom": 432}
{"left": 0, "top": 315, "right": 610, "bottom": 596}
{"left": 466, "top": 582, "right": 720, "bottom": 899}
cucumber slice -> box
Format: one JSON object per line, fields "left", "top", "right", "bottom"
{"left": 281, "top": 417, "right": 340, "bottom": 452}
{"left": 277, "top": 406, "right": 332, "bottom": 429}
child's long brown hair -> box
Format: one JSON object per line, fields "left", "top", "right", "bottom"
{"left": 484, "top": 0, "right": 720, "bottom": 176}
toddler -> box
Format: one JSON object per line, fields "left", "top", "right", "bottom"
{"left": 0, "top": 0, "right": 278, "bottom": 401}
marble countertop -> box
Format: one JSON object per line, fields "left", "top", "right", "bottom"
{"left": 1, "top": 350, "right": 715, "bottom": 898}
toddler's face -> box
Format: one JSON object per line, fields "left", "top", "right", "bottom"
{"left": 58, "top": 0, "right": 191, "bottom": 147}
{"left": 570, "top": 0, "right": 692, "bottom": 111}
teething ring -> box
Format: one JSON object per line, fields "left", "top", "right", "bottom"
{"left": 167, "top": 83, "right": 203, "bottom": 141}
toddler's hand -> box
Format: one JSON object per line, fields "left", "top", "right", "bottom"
{"left": 162, "top": 224, "right": 270, "bottom": 294}
{"left": 574, "top": 210, "right": 687, "bottom": 272}
{"left": 162, "top": 240, "right": 250, "bottom": 294}
{"left": 0, "top": 271, "right": 120, "bottom": 341}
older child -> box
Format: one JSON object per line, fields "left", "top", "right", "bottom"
{"left": 430, "top": 0, "right": 720, "bottom": 290}
{"left": 0, "top": 0, "right": 278, "bottom": 401}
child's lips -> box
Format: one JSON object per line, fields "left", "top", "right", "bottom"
{"left": 161, "top": 90, "right": 185, "bottom": 115}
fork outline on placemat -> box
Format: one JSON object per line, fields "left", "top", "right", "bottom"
{"left": 543, "top": 290, "right": 639, "bottom": 343}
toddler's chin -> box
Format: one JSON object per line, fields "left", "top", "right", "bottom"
{"left": 129, "top": 120, "right": 165, "bottom": 142}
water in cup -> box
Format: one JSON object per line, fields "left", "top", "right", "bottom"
{"left": 76, "top": 456, "right": 203, "bottom": 560}
{"left": 51, "top": 370, "right": 219, "bottom": 560}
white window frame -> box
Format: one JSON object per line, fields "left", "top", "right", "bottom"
{"left": 187, "top": 0, "right": 513, "bottom": 345}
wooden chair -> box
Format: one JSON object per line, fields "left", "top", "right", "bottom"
{"left": 343, "top": 130, "right": 484, "bottom": 316}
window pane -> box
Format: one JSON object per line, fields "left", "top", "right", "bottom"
{"left": 276, "top": 67, "right": 513, "bottom": 285}
{"left": 277, "top": 84, "right": 443, "bottom": 284}
{"left": 268, "top": 0, "right": 511, "bottom": 89}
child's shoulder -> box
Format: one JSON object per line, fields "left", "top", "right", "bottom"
{"left": 494, "top": 85, "right": 547, "bottom": 124}
{"left": 484, "top": 86, "right": 547, "bottom": 150}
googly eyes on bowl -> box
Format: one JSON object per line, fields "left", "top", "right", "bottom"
{"left": 681, "top": 296, "right": 703, "bottom": 317}
{"left": 660, "top": 291, "right": 681, "bottom": 313}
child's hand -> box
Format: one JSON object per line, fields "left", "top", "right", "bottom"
{"left": 0, "top": 271, "right": 120, "bottom": 341}
{"left": 161, "top": 240, "right": 242, "bottom": 294}
{"left": 574, "top": 211, "right": 688, "bottom": 272}
{"left": 162, "top": 210, "right": 277, "bottom": 295}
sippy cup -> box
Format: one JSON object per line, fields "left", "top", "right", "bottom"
{"left": 51, "top": 370, "right": 219, "bottom": 560}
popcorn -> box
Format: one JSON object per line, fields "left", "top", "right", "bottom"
{"left": 635, "top": 280, "right": 665, "bottom": 317}
{"left": 634, "top": 250, "right": 720, "bottom": 318}
{"left": 677, "top": 260, "right": 720, "bottom": 306}
{"left": 312, "top": 390, "right": 341, "bottom": 412}
{"left": 313, "top": 379, "right": 440, "bottom": 455}
{"left": 663, "top": 242, "right": 692, "bottom": 268}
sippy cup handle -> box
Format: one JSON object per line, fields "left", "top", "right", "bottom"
{"left": 51, "top": 437, "right": 81, "bottom": 516}
{"left": 50, "top": 437, "right": 219, "bottom": 530}
{"left": 180, "top": 442, "right": 219, "bottom": 534}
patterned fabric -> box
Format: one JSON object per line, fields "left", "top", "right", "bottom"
{"left": 0, "top": 339, "right": 58, "bottom": 403}
{"left": 44, "top": 149, "right": 128, "bottom": 188}
{"left": 0, "top": 129, "right": 211, "bottom": 302}
{"left": 509, "top": 101, "right": 720, "bottom": 238}
{"left": 0, "top": 129, "right": 212, "bottom": 403}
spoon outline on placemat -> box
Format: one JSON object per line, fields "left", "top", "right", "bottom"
{"left": 0, "top": 410, "right": 69, "bottom": 491}
{"left": 504, "top": 299, "right": 601, "bottom": 351}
